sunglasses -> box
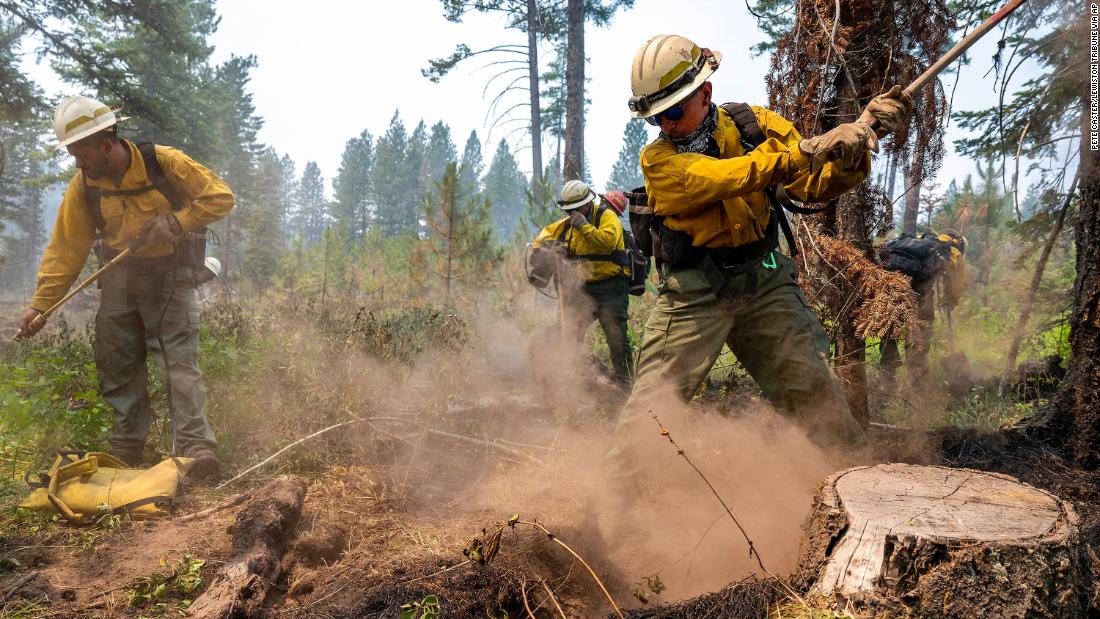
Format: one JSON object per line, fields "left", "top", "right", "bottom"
{"left": 644, "top": 104, "right": 686, "bottom": 126}
{"left": 643, "top": 87, "right": 702, "bottom": 126}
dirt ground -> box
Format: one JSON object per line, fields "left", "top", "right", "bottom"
{"left": 1, "top": 391, "right": 1097, "bottom": 618}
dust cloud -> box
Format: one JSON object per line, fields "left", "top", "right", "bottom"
{"left": 218, "top": 290, "right": 878, "bottom": 606}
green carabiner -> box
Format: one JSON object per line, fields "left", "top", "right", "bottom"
{"left": 762, "top": 251, "right": 777, "bottom": 270}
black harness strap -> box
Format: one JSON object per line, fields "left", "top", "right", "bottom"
{"left": 82, "top": 142, "right": 185, "bottom": 237}
{"left": 721, "top": 102, "right": 827, "bottom": 257}
{"left": 137, "top": 142, "right": 184, "bottom": 211}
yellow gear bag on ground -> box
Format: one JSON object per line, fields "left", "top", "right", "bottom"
{"left": 19, "top": 451, "right": 194, "bottom": 524}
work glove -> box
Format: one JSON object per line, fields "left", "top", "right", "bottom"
{"left": 139, "top": 214, "right": 183, "bottom": 246}
{"left": 857, "top": 85, "right": 913, "bottom": 138}
{"left": 568, "top": 211, "right": 589, "bottom": 230}
{"left": 799, "top": 122, "right": 876, "bottom": 174}
{"left": 17, "top": 308, "right": 45, "bottom": 338}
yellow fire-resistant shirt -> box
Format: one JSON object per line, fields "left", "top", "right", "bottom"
{"left": 640, "top": 105, "right": 871, "bottom": 248}
{"left": 531, "top": 206, "right": 628, "bottom": 284}
{"left": 937, "top": 236, "right": 968, "bottom": 309}
{"left": 31, "top": 140, "right": 234, "bottom": 312}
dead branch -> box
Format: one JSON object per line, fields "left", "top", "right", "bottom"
{"left": 174, "top": 493, "right": 249, "bottom": 523}
{"left": 540, "top": 577, "right": 568, "bottom": 618}
{"left": 513, "top": 519, "right": 623, "bottom": 619}
{"left": 216, "top": 419, "right": 368, "bottom": 489}
{"left": 424, "top": 429, "right": 546, "bottom": 466}
{"left": 520, "top": 579, "right": 536, "bottom": 619}
{"left": 651, "top": 412, "right": 767, "bottom": 573}
{"left": 401, "top": 559, "right": 473, "bottom": 585}
{"left": 1013, "top": 78, "right": 1057, "bottom": 221}
{"left": 0, "top": 572, "right": 36, "bottom": 604}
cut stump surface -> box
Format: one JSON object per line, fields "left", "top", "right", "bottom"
{"left": 798, "top": 463, "right": 1092, "bottom": 618}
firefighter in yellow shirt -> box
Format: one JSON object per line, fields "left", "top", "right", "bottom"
{"left": 529, "top": 181, "right": 633, "bottom": 385}
{"left": 17, "top": 96, "right": 234, "bottom": 477}
{"left": 606, "top": 35, "right": 913, "bottom": 482}
{"left": 879, "top": 228, "right": 969, "bottom": 387}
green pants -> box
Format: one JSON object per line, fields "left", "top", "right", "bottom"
{"left": 607, "top": 252, "right": 866, "bottom": 479}
{"left": 95, "top": 264, "right": 216, "bottom": 457}
{"left": 880, "top": 278, "right": 935, "bottom": 387}
{"left": 566, "top": 276, "right": 633, "bottom": 383}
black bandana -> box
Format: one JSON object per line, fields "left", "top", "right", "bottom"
{"left": 661, "top": 103, "right": 719, "bottom": 155}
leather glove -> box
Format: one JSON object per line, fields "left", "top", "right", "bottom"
{"left": 18, "top": 308, "right": 45, "bottom": 338}
{"left": 799, "top": 122, "right": 877, "bottom": 173}
{"left": 857, "top": 85, "right": 913, "bottom": 138}
{"left": 568, "top": 211, "right": 589, "bottom": 230}
{"left": 139, "top": 214, "right": 183, "bottom": 246}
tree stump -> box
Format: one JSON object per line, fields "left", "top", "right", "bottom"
{"left": 797, "top": 464, "right": 1092, "bottom": 618}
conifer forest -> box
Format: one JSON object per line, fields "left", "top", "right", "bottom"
{"left": 0, "top": 1, "right": 1097, "bottom": 617}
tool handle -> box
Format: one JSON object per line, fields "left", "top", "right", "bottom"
{"left": 822, "top": 0, "right": 1028, "bottom": 163}
{"left": 12, "top": 247, "right": 134, "bottom": 340}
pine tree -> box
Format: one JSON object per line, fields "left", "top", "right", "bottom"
{"left": 43, "top": 2, "right": 261, "bottom": 171}
{"left": 332, "top": 130, "right": 374, "bottom": 240}
{"left": 483, "top": 139, "right": 529, "bottom": 241}
{"left": 373, "top": 111, "right": 409, "bottom": 236}
{"left": 607, "top": 118, "right": 648, "bottom": 190}
{"left": 293, "top": 162, "right": 327, "bottom": 243}
{"left": 278, "top": 154, "right": 298, "bottom": 234}
{"left": 563, "top": 0, "right": 585, "bottom": 181}
{"left": 459, "top": 130, "right": 484, "bottom": 194}
{"left": 0, "top": 122, "right": 50, "bottom": 292}
{"left": 243, "top": 148, "right": 286, "bottom": 290}
{"left": 412, "top": 162, "right": 500, "bottom": 300}
{"left": 404, "top": 121, "right": 429, "bottom": 232}
{"left": 521, "top": 160, "right": 562, "bottom": 236}
{"left": 425, "top": 121, "right": 457, "bottom": 190}
{"left": 539, "top": 39, "right": 567, "bottom": 185}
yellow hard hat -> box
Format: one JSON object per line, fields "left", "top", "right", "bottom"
{"left": 627, "top": 35, "right": 722, "bottom": 120}
{"left": 557, "top": 180, "right": 596, "bottom": 210}
{"left": 53, "top": 95, "right": 129, "bottom": 147}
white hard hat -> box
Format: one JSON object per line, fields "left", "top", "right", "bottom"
{"left": 53, "top": 95, "right": 129, "bottom": 147}
{"left": 204, "top": 256, "right": 222, "bottom": 278}
{"left": 627, "top": 35, "right": 722, "bottom": 120}
{"left": 557, "top": 180, "right": 595, "bottom": 210}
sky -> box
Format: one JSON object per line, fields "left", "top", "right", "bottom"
{"left": 19, "top": 0, "right": 1050, "bottom": 201}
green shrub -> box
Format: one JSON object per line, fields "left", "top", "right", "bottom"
{"left": 0, "top": 318, "right": 111, "bottom": 459}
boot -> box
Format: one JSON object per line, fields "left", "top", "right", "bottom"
{"left": 185, "top": 447, "right": 221, "bottom": 479}
{"left": 112, "top": 447, "right": 144, "bottom": 468}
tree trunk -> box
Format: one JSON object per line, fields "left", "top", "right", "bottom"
{"left": 1000, "top": 170, "right": 1078, "bottom": 391}
{"left": 827, "top": 27, "right": 875, "bottom": 429}
{"left": 527, "top": 0, "right": 543, "bottom": 181}
{"left": 884, "top": 152, "right": 898, "bottom": 231}
{"left": 188, "top": 478, "right": 307, "bottom": 618}
{"left": 563, "top": 0, "right": 584, "bottom": 181}
{"left": 902, "top": 160, "right": 920, "bottom": 236}
{"left": 834, "top": 190, "right": 871, "bottom": 429}
{"left": 1035, "top": 67, "right": 1100, "bottom": 468}
{"left": 797, "top": 464, "right": 1092, "bottom": 617}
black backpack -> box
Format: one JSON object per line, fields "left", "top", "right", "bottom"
{"left": 882, "top": 233, "right": 952, "bottom": 283}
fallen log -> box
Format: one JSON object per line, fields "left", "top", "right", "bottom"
{"left": 797, "top": 463, "right": 1092, "bottom": 618}
{"left": 188, "top": 478, "right": 306, "bottom": 618}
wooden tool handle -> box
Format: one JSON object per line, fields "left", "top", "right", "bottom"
{"left": 13, "top": 247, "right": 133, "bottom": 340}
